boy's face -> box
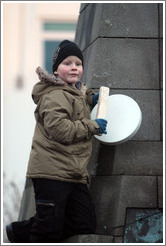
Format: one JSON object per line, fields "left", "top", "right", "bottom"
{"left": 54, "top": 56, "right": 83, "bottom": 84}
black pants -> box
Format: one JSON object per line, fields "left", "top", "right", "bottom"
{"left": 29, "top": 178, "right": 96, "bottom": 243}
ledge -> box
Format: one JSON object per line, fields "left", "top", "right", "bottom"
{"left": 62, "top": 234, "right": 114, "bottom": 243}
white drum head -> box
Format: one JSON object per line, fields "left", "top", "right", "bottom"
{"left": 91, "top": 94, "right": 142, "bottom": 145}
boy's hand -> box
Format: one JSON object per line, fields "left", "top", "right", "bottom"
{"left": 92, "top": 93, "right": 99, "bottom": 106}
{"left": 95, "top": 119, "right": 108, "bottom": 134}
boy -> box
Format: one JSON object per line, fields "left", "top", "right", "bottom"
{"left": 6, "top": 40, "right": 107, "bottom": 243}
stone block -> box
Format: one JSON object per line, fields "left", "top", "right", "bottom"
{"left": 18, "top": 179, "right": 35, "bottom": 221}
{"left": 112, "top": 227, "right": 124, "bottom": 237}
{"left": 160, "top": 39, "right": 163, "bottom": 89}
{"left": 79, "top": 3, "right": 89, "bottom": 13}
{"left": 95, "top": 141, "right": 163, "bottom": 176}
{"left": 123, "top": 208, "right": 163, "bottom": 243}
{"left": 113, "top": 237, "right": 123, "bottom": 243}
{"left": 99, "top": 3, "right": 158, "bottom": 38}
{"left": 74, "top": 3, "right": 162, "bottom": 243}
{"left": 75, "top": 4, "right": 102, "bottom": 51}
{"left": 82, "top": 38, "right": 159, "bottom": 89}
{"left": 95, "top": 144, "right": 116, "bottom": 176}
{"left": 62, "top": 234, "right": 113, "bottom": 243}
{"left": 158, "top": 176, "right": 163, "bottom": 208}
{"left": 76, "top": 3, "right": 159, "bottom": 50}
{"left": 161, "top": 91, "right": 163, "bottom": 140}
{"left": 90, "top": 176, "right": 157, "bottom": 234}
{"left": 159, "top": 3, "right": 163, "bottom": 38}
{"left": 87, "top": 138, "right": 101, "bottom": 178}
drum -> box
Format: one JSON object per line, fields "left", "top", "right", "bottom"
{"left": 91, "top": 94, "right": 142, "bottom": 145}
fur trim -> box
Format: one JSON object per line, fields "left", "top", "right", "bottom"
{"left": 35, "top": 66, "right": 88, "bottom": 97}
{"left": 36, "top": 66, "right": 67, "bottom": 85}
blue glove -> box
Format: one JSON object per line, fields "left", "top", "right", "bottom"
{"left": 95, "top": 119, "right": 108, "bottom": 134}
{"left": 92, "top": 93, "right": 99, "bottom": 106}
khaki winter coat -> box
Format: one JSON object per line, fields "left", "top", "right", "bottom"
{"left": 26, "top": 67, "right": 99, "bottom": 184}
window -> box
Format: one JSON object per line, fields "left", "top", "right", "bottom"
{"left": 42, "top": 21, "right": 77, "bottom": 74}
{"left": 43, "top": 22, "right": 76, "bottom": 32}
{"left": 44, "top": 41, "right": 60, "bottom": 74}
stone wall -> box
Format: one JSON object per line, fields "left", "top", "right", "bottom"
{"left": 75, "top": 3, "right": 163, "bottom": 243}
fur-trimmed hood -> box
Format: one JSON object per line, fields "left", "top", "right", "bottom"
{"left": 32, "top": 66, "right": 87, "bottom": 104}
{"left": 36, "top": 66, "right": 68, "bottom": 85}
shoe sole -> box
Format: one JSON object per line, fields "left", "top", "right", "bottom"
{"left": 6, "top": 224, "right": 16, "bottom": 243}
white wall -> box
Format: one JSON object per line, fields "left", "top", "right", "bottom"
{"left": 3, "top": 1, "right": 80, "bottom": 187}
{"left": 2, "top": 3, "right": 80, "bottom": 240}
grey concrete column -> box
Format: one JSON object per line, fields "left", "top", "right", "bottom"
{"left": 75, "top": 3, "right": 163, "bottom": 243}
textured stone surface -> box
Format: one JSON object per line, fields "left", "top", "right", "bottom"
{"left": 18, "top": 179, "right": 35, "bottom": 221}
{"left": 87, "top": 138, "right": 101, "bottom": 178}
{"left": 82, "top": 38, "right": 159, "bottom": 89}
{"left": 113, "top": 236, "right": 123, "bottom": 243}
{"left": 96, "top": 141, "right": 163, "bottom": 176}
{"left": 79, "top": 3, "right": 89, "bottom": 13}
{"left": 99, "top": 3, "right": 158, "bottom": 38}
{"left": 62, "top": 234, "right": 113, "bottom": 243}
{"left": 158, "top": 176, "right": 163, "bottom": 208}
{"left": 161, "top": 91, "right": 163, "bottom": 140}
{"left": 123, "top": 209, "right": 163, "bottom": 243}
{"left": 160, "top": 40, "right": 163, "bottom": 89}
{"left": 76, "top": 3, "right": 159, "bottom": 50}
{"left": 76, "top": 3, "right": 163, "bottom": 243}
{"left": 75, "top": 4, "right": 102, "bottom": 51}
{"left": 90, "top": 176, "right": 157, "bottom": 234}
{"left": 159, "top": 3, "right": 163, "bottom": 38}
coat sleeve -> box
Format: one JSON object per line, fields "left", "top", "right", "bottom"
{"left": 39, "top": 91, "right": 99, "bottom": 144}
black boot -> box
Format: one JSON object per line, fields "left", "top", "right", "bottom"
{"left": 6, "top": 223, "right": 15, "bottom": 243}
{"left": 6, "top": 218, "right": 34, "bottom": 243}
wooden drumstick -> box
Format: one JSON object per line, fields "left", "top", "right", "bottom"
{"left": 96, "top": 86, "right": 110, "bottom": 119}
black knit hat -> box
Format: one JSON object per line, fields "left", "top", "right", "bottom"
{"left": 52, "top": 40, "right": 84, "bottom": 73}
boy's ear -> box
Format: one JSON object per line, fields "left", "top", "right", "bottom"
{"left": 54, "top": 71, "right": 58, "bottom": 76}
